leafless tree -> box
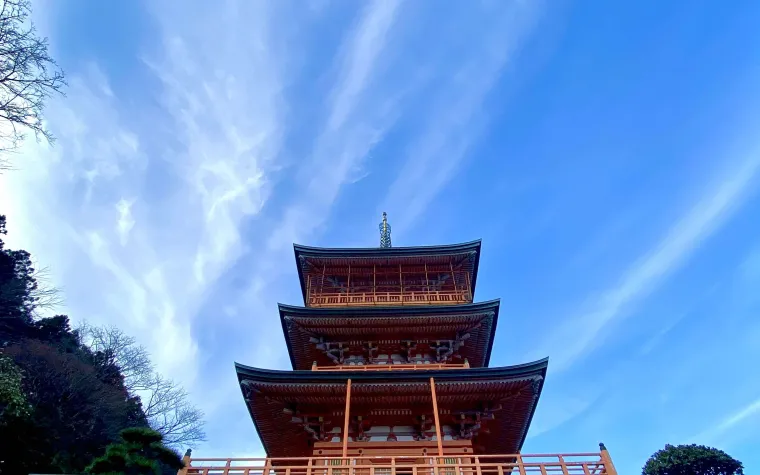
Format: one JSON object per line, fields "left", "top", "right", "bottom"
{"left": 0, "top": 0, "right": 66, "bottom": 166}
{"left": 79, "top": 322, "right": 153, "bottom": 391}
{"left": 78, "top": 323, "right": 207, "bottom": 447}
{"left": 140, "top": 373, "right": 207, "bottom": 447}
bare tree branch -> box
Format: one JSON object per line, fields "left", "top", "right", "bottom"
{"left": 78, "top": 323, "right": 153, "bottom": 392}
{"left": 77, "top": 323, "right": 207, "bottom": 447}
{"left": 0, "top": 0, "right": 66, "bottom": 169}
{"left": 139, "top": 373, "right": 206, "bottom": 447}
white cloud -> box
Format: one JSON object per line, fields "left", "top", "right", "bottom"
{"left": 536, "top": 154, "right": 760, "bottom": 371}
{"left": 690, "top": 396, "right": 760, "bottom": 444}
{"left": 0, "top": 0, "right": 289, "bottom": 388}
{"left": 188, "top": 0, "right": 407, "bottom": 417}
{"left": 382, "top": 1, "right": 543, "bottom": 233}
{"left": 0, "top": 0, "right": 575, "bottom": 458}
{"left": 116, "top": 198, "right": 136, "bottom": 246}
{"left": 264, "top": 0, "right": 403, "bottom": 253}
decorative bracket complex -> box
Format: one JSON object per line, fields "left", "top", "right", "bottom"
{"left": 401, "top": 340, "right": 418, "bottom": 362}
{"left": 413, "top": 414, "right": 435, "bottom": 441}
{"left": 364, "top": 341, "right": 378, "bottom": 362}
{"left": 285, "top": 408, "right": 333, "bottom": 442}
{"left": 432, "top": 332, "right": 471, "bottom": 362}
{"left": 312, "top": 337, "right": 347, "bottom": 364}
{"left": 351, "top": 415, "right": 372, "bottom": 442}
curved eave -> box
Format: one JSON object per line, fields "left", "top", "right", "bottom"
{"left": 236, "top": 358, "right": 548, "bottom": 455}
{"left": 236, "top": 357, "right": 547, "bottom": 384}
{"left": 293, "top": 240, "right": 482, "bottom": 258}
{"left": 293, "top": 240, "right": 483, "bottom": 304}
{"left": 278, "top": 300, "right": 501, "bottom": 370}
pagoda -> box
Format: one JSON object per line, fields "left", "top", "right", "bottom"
{"left": 181, "top": 214, "right": 619, "bottom": 475}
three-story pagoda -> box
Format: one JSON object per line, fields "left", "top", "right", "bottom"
{"left": 181, "top": 214, "right": 619, "bottom": 475}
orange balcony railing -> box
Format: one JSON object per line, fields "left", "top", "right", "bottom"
{"left": 181, "top": 451, "right": 618, "bottom": 475}
{"left": 307, "top": 290, "right": 471, "bottom": 308}
{"left": 312, "top": 362, "right": 470, "bottom": 371}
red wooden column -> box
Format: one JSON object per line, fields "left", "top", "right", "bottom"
{"left": 430, "top": 377, "right": 444, "bottom": 457}
{"left": 342, "top": 379, "right": 352, "bottom": 458}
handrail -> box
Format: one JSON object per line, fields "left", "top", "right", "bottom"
{"left": 312, "top": 363, "right": 469, "bottom": 371}
{"left": 307, "top": 290, "right": 472, "bottom": 307}
{"left": 182, "top": 452, "right": 616, "bottom": 475}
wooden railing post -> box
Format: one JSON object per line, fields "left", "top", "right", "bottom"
{"left": 600, "top": 443, "right": 618, "bottom": 475}
{"left": 516, "top": 454, "right": 526, "bottom": 475}
{"left": 559, "top": 455, "right": 569, "bottom": 475}
{"left": 176, "top": 449, "right": 191, "bottom": 475}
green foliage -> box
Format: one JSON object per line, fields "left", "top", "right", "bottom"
{"left": 2, "top": 336, "right": 149, "bottom": 472}
{"left": 0, "top": 214, "right": 36, "bottom": 326}
{"left": 0, "top": 215, "right": 150, "bottom": 474}
{"left": 86, "top": 427, "right": 184, "bottom": 475}
{"left": 0, "top": 212, "right": 204, "bottom": 474}
{"left": 0, "top": 353, "right": 31, "bottom": 421}
{"left": 643, "top": 444, "right": 744, "bottom": 475}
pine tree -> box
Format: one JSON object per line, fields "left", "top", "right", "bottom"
{"left": 86, "top": 427, "right": 184, "bottom": 475}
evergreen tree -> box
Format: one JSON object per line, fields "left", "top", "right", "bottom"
{"left": 86, "top": 427, "right": 184, "bottom": 475}
{"left": 0, "top": 216, "right": 150, "bottom": 474}
{"left": 643, "top": 444, "right": 744, "bottom": 475}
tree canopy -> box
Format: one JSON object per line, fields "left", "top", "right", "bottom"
{"left": 86, "top": 427, "right": 184, "bottom": 475}
{"left": 0, "top": 214, "right": 204, "bottom": 474}
{"left": 643, "top": 444, "right": 744, "bottom": 475}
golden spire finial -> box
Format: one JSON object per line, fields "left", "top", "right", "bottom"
{"left": 379, "top": 212, "right": 392, "bottom": 248}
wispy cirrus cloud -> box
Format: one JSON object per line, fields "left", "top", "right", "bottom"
{"left": 0, "top": 0, "right": 289, "bottom": 389}
{"left": 0, "top": 3, "right": 553, "bottom": 457}
{"left": 690, "top": 396, "right": 760, "bottom": 444}
{"left": 534, "top": 154, "right": 760, "bottom": 372}
{"left": 264, "top": 0, "right": 403, "bottom": 255}
{"left": 383, "top": 1, "right": 543, "bottom": 233}
{"left": 15, "top": 0, "right": 760, "bottom": 468}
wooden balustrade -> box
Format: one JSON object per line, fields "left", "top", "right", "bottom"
{"left": 182, "top": 451, "right": 617, "bottom": 475}
{"left": 307, "top": 290, "right": 472, "bottom": 307}
{"left": 312, "top": 362, "right": 470, "bottom": 372}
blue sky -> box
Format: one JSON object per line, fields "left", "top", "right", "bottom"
{"left": 1, "top": 0, "right": 759, "bottom": 473}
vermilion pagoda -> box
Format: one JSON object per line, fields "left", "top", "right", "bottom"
{"left": 181, "top": 214, "right": 619, "bottom": 475}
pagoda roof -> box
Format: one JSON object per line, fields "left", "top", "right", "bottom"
{"left": 293, "top": 240, "right": 483, "bottom": 304}
{"left": 235, "top": 358, "right": 548, "bottom": 458}
{"left": 279, "top": 300, "right": 500, "bottom": 370}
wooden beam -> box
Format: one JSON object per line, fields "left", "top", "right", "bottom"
{"left": 430, "top": 377, "right": 443, "bottom": 457}
{"left": 342, "top": 379, "right": 352, "bottom": 458}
